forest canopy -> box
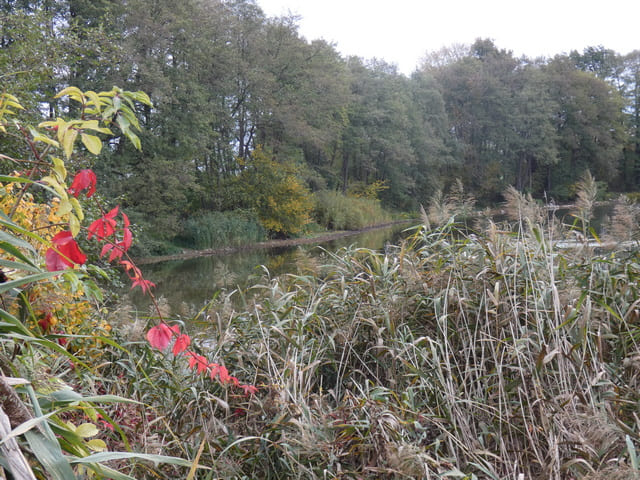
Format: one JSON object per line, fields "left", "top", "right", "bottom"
{"left": 1, "top": 0, "right": 638, "bottom": 245}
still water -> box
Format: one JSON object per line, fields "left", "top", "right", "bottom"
{"left": 125, "top": 223, "right": 414, "bottom": 314}
{"left": 124, "top": 203, "right": 616, "bottom": 315}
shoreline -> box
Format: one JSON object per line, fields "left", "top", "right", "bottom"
{"left": 135, "top": 219, "right": 415, "bottom": 265}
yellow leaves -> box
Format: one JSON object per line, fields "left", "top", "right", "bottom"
{"left": 39, "top": 171, "right": 80, "bottom": 234}
{"left": 62, "top": 126, "right": 78, "bottom": 159}
{"left": 64, "top": 421, "right": 107, "bottom": 452}
{"left": 238, "top": 147, "right": 313, "bottom": 236}
{"left": 52, "top": 156, "right": 67, "bottom": 182}
{"left": 0, "top": 93, "right": 25, "bottom": 133}
{"left": 55, "top": 86, "right": 85, "bottom": 103}
{"left": 0, "top": 178, "right": 62, "bottom": 243}
{"left": 72, "top": 422, "right": 100, "bottom": 439}
{"left": 80, "top": 133, "right": 102, "bottom": 155}
{"left": 38, "top": 118, "right": 109, "bottom": 159}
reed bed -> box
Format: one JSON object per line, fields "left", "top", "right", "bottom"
{"left": 99, "top": 189, "right": 640, "bottom": 479}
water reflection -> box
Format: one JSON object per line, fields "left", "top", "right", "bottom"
{"left": 122, "top": 203, "right": 615, "bottom": 315}
{"left": 125, "top": 223, "right": 411, "bottom": 313}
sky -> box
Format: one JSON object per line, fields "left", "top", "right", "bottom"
{"left": 257, "top": 0, "right": 639, "bottom": 74}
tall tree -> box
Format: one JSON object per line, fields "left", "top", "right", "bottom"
{"left": 619, "top": 51, "right": 640, "bottom": 189}
{"left": 545, "top": 56, "right": 626, "bottom": 197}
{"left": 407, "top": 70, "right": 456, "bottom": 202}
{"left": 432, "top": 39, "right": 521, "bottom": 201}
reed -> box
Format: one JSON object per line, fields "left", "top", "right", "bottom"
{"left": 312, "top": 190, "right": 393, "bottom": 231}
{"left": 43, "top": 182, "right": 640, "bottom": 479}
{"left": 181, "top": 210, "right": 267, "bottom": 249}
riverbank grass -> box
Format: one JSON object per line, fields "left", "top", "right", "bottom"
{"left": 93, "top": 187, "right": 640, "bottom": 478}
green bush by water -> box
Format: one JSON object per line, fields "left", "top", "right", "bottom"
{"left": 313, "top": 190, "right": 392, "bottom": 230}
{"left": 181, "top": 210, "right": 267, "bottom": 249}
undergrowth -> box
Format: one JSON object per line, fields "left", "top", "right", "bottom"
{"left": 313, "top": 190, "right": 393, "bottom": 231}
{"left": 99, "top": 188, "right": 640, "bottom": 479}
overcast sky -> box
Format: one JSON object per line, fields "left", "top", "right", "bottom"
{"left": 258, "top": 0, "right": 639, "bottom": 74}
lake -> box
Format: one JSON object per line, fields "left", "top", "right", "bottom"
{"left": 124, "top": 222, "right": 414, "bottom": 315}
{"left": 124, "top": 202, "right": 617, "bottom": 316}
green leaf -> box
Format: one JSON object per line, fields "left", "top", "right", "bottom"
{"left": 627, "top": 435, "right": 638, "bottom": 470}
{"left": 71, "top": 451, "right": 200, "bottom": 469}
{"left": 52, "top": 157, "right": 67, "bottom": 182}
{"left": 128, "top": 90, "right": 153, "bottom": 106}
{"left": 75, "top": 423, "right": 99, "bottom": 439}
{"left": 55, "top": 86, "right": 84, "bottom": 103}
{"left": 0, "top": 271, "right": 63, "bottom": 295}
{"left": 29, "top": 126, "right": 60, "bottom": 147}
{"left": 24, "top": 430, "right": 77, "bottom": 480}
{"left": 61, "top": 127, "right": 78, "bottom": 159}
{"left": 57, "top": 198, "right": 73, "bottom": 216}
{"left": 82, "top": 463, "right": 136, "bottom": 480}
{"left": 0, "top": 228, "right": 37, "bottom": 255}
{"left": 0, "top": 309, "right": 34, "bottom": 338}
{"left": 86, "top": 438, "right": 107, "bottom": 452}
{"left": 69, "top": 213, "right": 81, "bottom": 237}
{"left": 80, "top": 133, "right": 102, "bottom": 154}
{"left": 119, "top": 106, "right": 140, "bottom": 130}
{"left": 115, "top": 112, "right": 130, "bottom": 131}
{"left": 84, "top": 91, "right": 102, "bottom": 114}
{"left": 0, "top": 411, "right": 59, "bottom": 446}
{"left": 0, "top": 258, "right": 40, "bottom": 273}
{"left": 41, "top": 175, "right": 67, "bottom": 197}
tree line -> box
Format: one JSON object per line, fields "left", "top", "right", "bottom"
{"left": 2, "top": 0, "right": 639, "bottom": 243}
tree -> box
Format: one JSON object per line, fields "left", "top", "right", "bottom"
{"left": 224, "top": 147, "right": 313, "bottom": 237}
{"left": 432, "top": 39, "right": 521, "bottom": 201}
{"left": 619, "top": 51, "right": 640, "bottom": 189}
{"left": 407, "top": 70, "right": 456, "bottom": 202}
{"left": 545, "top": 56, "right": 626, "bottom": 197}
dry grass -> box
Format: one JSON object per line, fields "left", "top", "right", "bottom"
{"left": 94, "top": 181, "right": 640, "bottom": 479}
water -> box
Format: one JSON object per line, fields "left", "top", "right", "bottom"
{"left": 123, "top": 203, "right": 616, "bottom": 315}
{"left": 124, "top": 223, "right": 413, "bottom": 314}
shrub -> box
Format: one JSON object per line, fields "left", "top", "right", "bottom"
{"left": 181, "top": 210, "right": 266, "bottom": 249}
{"left": 312, "top": 190, "right": 392, "bottom": 230}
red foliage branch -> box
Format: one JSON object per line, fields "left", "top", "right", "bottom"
{"left": 45, "top": 168, "right": 257, "bottom": 396}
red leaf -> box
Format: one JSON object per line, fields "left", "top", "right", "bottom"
{"left": 187, "top": 353, "right": 207, "bottom": 373}
{"left": 186, "top": 351, "right": 199, "bottom": 369}
{"left": 131, "top": 277, "right": 155, "bottom": 294}
{"left": 68, "top": 169, "right": 97, "bottom": 198}
{"left": 120, "top": 260, "right": 135, "bottom": 271}
{"left": 146, "top": 323, "right": 180, "bottom": 350}
{"left": 240, "top": 384, "right": 259, "bottom": 396}
{"left": 120, "top": 228, "right": 133, "bottom": 252}
{"left": 45, "top": 248, "right": 69, "bottom": 271}
{"left": 88, "top": 215, "right": 117, "bottom": 240}
{"left": 218, "top": 365, "right": 231, "bottom": 384}
{"left": 107, "top": 244, "right": 124, "bottom": 262}
{"left": 100, "top": 242, "right": 114, "bottom": 258}
{"left": 172, "top": 334, "right": 191, "bottom": 356}
{"left": 45, "top": 231, "right": 87, "bottom": 271}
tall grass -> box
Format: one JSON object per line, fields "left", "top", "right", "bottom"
{"left": 181, "top": 210, "right": 267, "bottom": 249}
{"left": 312, "top": 190, "right": 393, "bottom": 231}
{"left": 96, "top": 186, "right": 640, "bottom": 479}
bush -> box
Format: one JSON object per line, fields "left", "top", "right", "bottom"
{"left": 181, "top": 210, "right": 267, "bottom": 249}
{"left": 313, "top": 190, "right": 393, "bottom": 230}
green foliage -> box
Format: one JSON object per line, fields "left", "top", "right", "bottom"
{"left": 3, "top": 1, "right": 637, "bottom": 237}
{"left": 181, "top": 210, "right": 266, "bottom": 249}
{"left": 0, "top": 86, "right": 196, "bottom": 479}
{"left": 312, "top": 190, "right": 393, "bottom": 230}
